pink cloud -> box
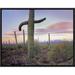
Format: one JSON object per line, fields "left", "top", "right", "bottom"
{"left": 4, "top": 21, "right": 73, "bottom": 36}
{"left": 46, "top": 22, "right": 73, "bottom": 33}
{"left": 35, "top": 22, "right": 73, "bottom": 34}
{"left": 5, "top": 31, "right": 23, "bottom": 36}
{"left": 35, "top": 28, "right": 47, "bottom": 33}
{"left": 47, "top": 22, "right": 73, "bottom": 30}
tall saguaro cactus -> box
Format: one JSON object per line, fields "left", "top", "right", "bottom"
{"left": 28, "top": 10, "right": 34, "bottom": 59}
{"left": 18, "top": 9, "right": 46, "bottom": 63}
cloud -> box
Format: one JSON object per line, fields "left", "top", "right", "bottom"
{"left": 48, "top": 22, "right": 73, "bottom": 29}
{"left": 35, "top": 28, "right": 48, "bottom": 34}
{"left": 4, "top": 21, "right": 73, "bottom": 36}
{"left": 47, "top": 22, "right": 73, "bottom": 33}
{"left": 5, "top": 31, "right": 23, "bottom": 36}
{"left": 35, "top": 21, "right": 73, "bottom": 34}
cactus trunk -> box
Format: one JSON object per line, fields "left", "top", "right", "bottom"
{"left": 28, "top": 9, "right": 34, "bottom": 62}
{"left": 48, "top": 33, "right": 50, "bottom": 49}
{"left": 18, "top": 9, "right": 46, "bottom": 64}
{"left": 23, "top": 30, "right": 25, "bottom": 46}
{"left": 8, "top": 40, "right": 10, "bottom": 46}
{"left": 14, "top": 31, "right": 18, "bottom": 49}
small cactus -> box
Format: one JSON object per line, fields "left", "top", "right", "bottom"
{"left": 48, "top": 33, "right": 50, "bottom": 49}
{"left": 23, "top": 30, "right": 25, "bottom": 46}
{"left": 14, "top": 31, "right": 18, "bottom": 49}
{"left": 8, "top": 40, "right": 10, "bottom": 45}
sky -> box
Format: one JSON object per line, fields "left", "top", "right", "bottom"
{"left": 2, "top": 9, "right": 73, "bottom": 44}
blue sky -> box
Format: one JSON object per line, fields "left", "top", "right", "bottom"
{"left": 2, "top": 10, "right": 73, "bottom": 35}
{"left": 2, "top": 9, "right": 73, "bottom": 43}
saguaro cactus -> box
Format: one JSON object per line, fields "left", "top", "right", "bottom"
{"left": 28, "top": 10, "right": 34, "bottom": 60}
{"left": 8, "top": 40, "right": 10, "bottom": 45}
{"left": 14, "top": 31, "right": 18, "bottom": 49}
{"left": 48, "top": 33, "right": 50, "bottom": 49}
{"left": 18, "top": 9, "right": 46, "bottom": 63}
{"left": 23, "top": 30, "right": 25, "bottom": 46}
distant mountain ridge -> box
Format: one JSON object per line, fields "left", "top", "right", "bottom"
{"left": 40, "top": 40, "right": 73, "bottom": 44}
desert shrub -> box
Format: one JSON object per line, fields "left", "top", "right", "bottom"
{"left": 41, "top": 44, "right": 49, "bottom": 49}
{"left": 18, "top": 44, "right": 22, "bottom": 48}
{"left": 48, "top": 42, "right": 73, "bottom": 63}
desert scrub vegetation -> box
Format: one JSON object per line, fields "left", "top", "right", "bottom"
{"left": 48, "top": 41, "right": 73, "bottom": 65}
{"left": 2, "top": 41, "right": 73, "bottom": 65}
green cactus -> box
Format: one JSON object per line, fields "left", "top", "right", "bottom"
{"left": 27, "top": 10, "right": 34, "bottom": 60}
{"left": 18, "top": 9, "right": 46, "bottom": 63}
{"left": 19, "top": 15, "right": 46, "bottom": 31}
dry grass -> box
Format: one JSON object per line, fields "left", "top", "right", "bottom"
{"left": 2, "top": 41, "right": 73, "bottom": 66}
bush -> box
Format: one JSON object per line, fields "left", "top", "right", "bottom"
{"left": 48, "top": 42, "right": 73, "bottom": 63}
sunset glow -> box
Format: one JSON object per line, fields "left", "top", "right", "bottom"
{"left": 2, "top": 10, "right": 73, "bottom": 44}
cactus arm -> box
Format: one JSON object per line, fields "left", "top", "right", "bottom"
{"left": 18, "top": 17, "right": 46, "bottom": 31}
{"left": 34, "top": 17, "right": 46, "bottom": 23}
{"left": 19, "top": 21, "right": 28, "bottom": 31}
